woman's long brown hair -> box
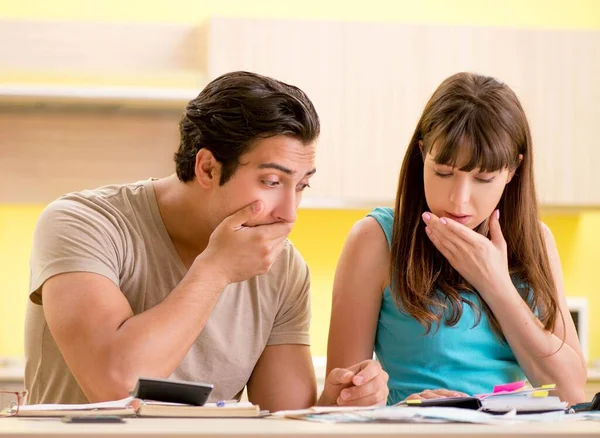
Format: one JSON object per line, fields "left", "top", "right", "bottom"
{"left": 390, "top": 72, "right": 559, "bottom": 338}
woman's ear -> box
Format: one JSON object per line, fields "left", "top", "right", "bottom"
{"left": 194, "top": 149, "right": 221, "bottom": 188}
{"left": 507, "top": 154, "right": 524, "bottom": 184}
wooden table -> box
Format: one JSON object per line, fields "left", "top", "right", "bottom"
{"left": 1, "top": 417, "right": 600, "bottom": 438}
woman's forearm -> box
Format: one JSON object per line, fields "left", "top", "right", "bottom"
{"left": 483, "top": 279, "right": 587, "bottom": 404}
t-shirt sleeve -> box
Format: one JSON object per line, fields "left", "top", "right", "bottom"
{"left": 29, "top": 197, "right": 122, "bottom": 305}
{"left": 266, "top": 242, "right": 311, "bottom": 346}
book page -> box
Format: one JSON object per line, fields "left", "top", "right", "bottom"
{"left": 15, "top": 396, "right": 135, "bottom": 412}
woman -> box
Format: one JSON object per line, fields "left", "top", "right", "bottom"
{"left": 326, "top": 72, "right": 586, "bottom": 406}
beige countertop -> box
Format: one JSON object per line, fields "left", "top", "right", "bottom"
{"left": 1, "top": 416, "right": 600, "bottom": 438}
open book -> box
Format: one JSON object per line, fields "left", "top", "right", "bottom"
{"left": 2, "top": 396, "right": 261, "bottom": 418}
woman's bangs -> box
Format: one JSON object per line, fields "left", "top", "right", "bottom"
{"left": 427, "top": 114, "right": 516, "bottom": 173}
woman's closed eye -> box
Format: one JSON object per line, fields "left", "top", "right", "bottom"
{"left": 434, "top": 170, "right": 453, "bottom": 178}
{"left": 434, "top": 169, "right": 496, "bottom": 183}
{"left": 474, "top": 172, "right": 497, "bottom": 183}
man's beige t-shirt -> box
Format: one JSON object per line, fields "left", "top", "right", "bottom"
{"left": 24, "top": 180, "right": 311, "bottom": 405}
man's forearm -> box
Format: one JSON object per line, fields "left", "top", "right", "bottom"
{"left": 93, "top": 260, "right": 227, "bottom": 400}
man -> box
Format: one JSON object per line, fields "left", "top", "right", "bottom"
{"left": 24, "top": 71, "right": 388, "bottom": 412}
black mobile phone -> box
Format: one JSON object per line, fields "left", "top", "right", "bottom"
{"left": 131, "top": 377, "right": 214, "bottom": 406}
{"left": 62, "top": 415, "right": 125, "bottom": 423}
{"left": 408, "top": 396, "right": 483, "bottom": 410}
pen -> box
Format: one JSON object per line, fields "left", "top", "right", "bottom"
{"left": 216, "top": 399, "right": 237, "bottom": 407}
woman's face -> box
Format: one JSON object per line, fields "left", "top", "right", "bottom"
{"left": 422, "top": 151, "right": 516, "bottom": 229}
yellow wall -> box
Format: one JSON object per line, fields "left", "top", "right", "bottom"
{"left": 2, "top": 206, "right": 600, "bottom": 362}
{"left": 0, "top": 0, "right": 599, "bottom": 28}
{"left": 1, "top": 0, "right": 599, "bottom": 363}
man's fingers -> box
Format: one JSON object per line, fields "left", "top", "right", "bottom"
{"left": 224, "top": 201, "right": 264, "bottom": 228}
{"left": 248, "top": 221, "right": 294, "bottom": 240}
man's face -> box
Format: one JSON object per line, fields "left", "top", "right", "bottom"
{"left": 209, "top": 135, "right": 316, "bottom": 228}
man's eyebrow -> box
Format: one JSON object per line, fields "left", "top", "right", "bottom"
{"left": 257, "top": 163, "right": 317, "bottom": 177}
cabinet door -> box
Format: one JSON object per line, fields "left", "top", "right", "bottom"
{"left": 340, "top": 23, "right": 600, "bottom": 207}
{"left": 340, "top": 23, "right": 414, "bottom": 205}
{"left": 0, "top": 112, "right": 179, "bottom": 203}
{"left": 205, "top": 18, "right": 600, "bottom": 208}
{"left": 568, "top": 30, "right": 600, "bottom": 206}
{"left": 339, "top": 23, "right": 526, "bottom": 206}
{"left": 519, "top": 29, "right": 600, "bottom": 206}
{"left": 207, "top": 18, "right": 346, "bottom": 206}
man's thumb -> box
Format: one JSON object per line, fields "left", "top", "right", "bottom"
{"left": 228, "top": 201, "right": 263, "bottom": 228}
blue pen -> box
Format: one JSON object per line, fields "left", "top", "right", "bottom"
{"left": 216, "top": 399, "right": 237, "bottom": 407}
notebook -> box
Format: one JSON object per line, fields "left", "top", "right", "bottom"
{"left": 402, "top": 382, "right": 568, "bottom": 414}
{"left": 1, "top": 396, "right": 261, "bottom": 418}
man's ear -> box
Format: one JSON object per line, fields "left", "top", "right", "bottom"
{"left": 194, "top": 149, "right": 221, "bottom": 188}
{"left": 507, "top": 153, "right": 524, "bottom": 184}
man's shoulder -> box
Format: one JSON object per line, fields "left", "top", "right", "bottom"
{"left": 42, "top": 179, "right": 153, "bottom": 222}
{"left": 59, "top": 179, "right": 151, "bottom": 207}
{"left": 34, "top": 179, "right": 158, "bottom": 253}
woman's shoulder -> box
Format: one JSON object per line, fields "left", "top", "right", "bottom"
{"left": 365, "top": 207, "right": 394, "bottom": 247}
{"left": 341, "top": 214, "right": 391, "bottom": 293}
{"left": 539, "top": 221, "right": 556, "bottom": 245}
{"left": 367, "top": 206, "right": 394, "bottom": 222}
{"left": 345, "top": 212, "right": 391, "bottom": 264}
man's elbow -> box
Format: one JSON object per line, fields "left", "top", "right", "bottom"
{"left": 77, "top": 358, "right": 138, "bottom": 403}
{"left": 80, "top": 371, "right": 135, "bottom": 403}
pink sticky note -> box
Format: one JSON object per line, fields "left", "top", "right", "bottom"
{"left": 492, "top": 380, "right": 526, "bottom": 394}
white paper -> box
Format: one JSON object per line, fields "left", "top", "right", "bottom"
{"left": 143, "top": 401, "right": 254, "bottom": 409}
{"left": 15, "top": 396, "right": 135, "bottom": 412}
{"left": 276, "top": 405, "right": 576, "bottom": 425}
{"left": 272, "top": 405, "right": 378, "bottom": 417}
{"left": 482, "top": 395, "right": 567, "bottom": 413}
{"left": 358, "top": 406, "right": 510, "bottom": 424}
